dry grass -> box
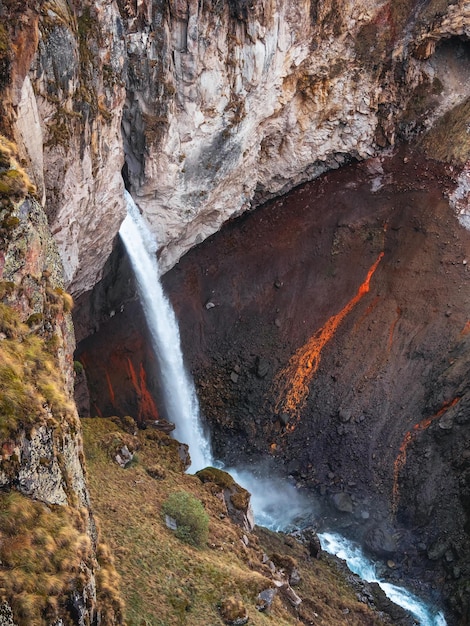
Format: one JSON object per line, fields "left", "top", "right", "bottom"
{"left": 82, "top": 418, "right": 390, "bottom": 626}
{"left": 0, "top": 492, "right": 92, "bottom": 626}
{"left": 0, "top": 305, "right": 75, "bottom": 440}
{"left": 256, "top": 527, "right": 386, "bottom": 626}
{"left": 0, "top": 135, "right": 35, "bottom": 225}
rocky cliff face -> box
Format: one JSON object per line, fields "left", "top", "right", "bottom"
{"left": 0, "top": 3, "right": 124, "bottom": 623}
{"left": 5, "top": 0, "right": 469, "bottom": 294}
{"left": 0, "top": 146, "right": 123, "bottom": 623}
{"left": 119, "top": 0, "right": 470, "bottom": 274}
{"left": 1, "top": 0, "right": 470, "bottom": 624}
{"left": 9, "top": 0, "right": 127, "bottom": 297}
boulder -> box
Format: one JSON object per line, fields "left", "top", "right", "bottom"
{"left": 331, "top": 492, "right": 354, "bottom": 513}
{"left": 256, "top": 588, "right": 276, "bottom": 612}
{"left": 364, "top": 524, "right": 397, "bottom": 557}
{"left": 197, "top": 467, "right": 255, "bottom": 532}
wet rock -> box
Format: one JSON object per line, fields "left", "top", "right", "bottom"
{"left": 298, "top": 528, "right": 322, "bottom": 558}
{"left": 331, "top": 492, "right": 354, "bottom": 513}
{"left": 368, "top": 582, "right": 412, "bottom": 623}
{"left": 364, "top": 525, "right": 397, "bottom": 557}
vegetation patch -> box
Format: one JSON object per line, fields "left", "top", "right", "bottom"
{"left": 82, "top": 417, "right": 393, "bottom": 625}
{"left": 0, "top": 23, "right": 10, "bottom": 91}
{"left": 162, "top": 491, "right": 210, "bottom": 547}
{"left": 0, "top": 135, "right": 36, "bottom": 238}
{"left": 0, "top": 305, "right": 74, "bottom": 440}
{"left": 0, "top": 491, "right": 92, "bottom": 626}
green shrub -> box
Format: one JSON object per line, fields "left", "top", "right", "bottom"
{"left": 162, "top": 492, "right": 209, "bottom": 547}
{"left": 73, "top": 360, "right": 84, "bottom": 375}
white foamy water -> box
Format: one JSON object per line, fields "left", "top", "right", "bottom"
{"left": 119, "top": 191, "right": 212, "bottom": 471}
{"left": 227, "top": 466, "right": 312, "bottom": 530}
{"left": 319, "top": 532, "right": 447, "bottom": 626}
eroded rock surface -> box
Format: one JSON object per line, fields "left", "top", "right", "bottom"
{"left": 5, "top": 0, "right": 470, "bottom": 298}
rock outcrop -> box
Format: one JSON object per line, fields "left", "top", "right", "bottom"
{"left": 119, "top": 0, "right": 470, "bottom": 274}
{"left": 0, "top": 190, "right": 123, "bottom": 622}
{"left": 3, "top": 0, "right": 127, "bottom": 297}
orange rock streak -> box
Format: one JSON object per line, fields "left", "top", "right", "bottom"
{"left": 392, "top": 397, "right": 460, "bottom": 512}
{"left": 126, "top": 358, "right": 159, "bottom": 422}
{"left": 274, "top": 252, "right": 384, "bottom": 429}
{"left": 105, "top": 371, "right": 115, "bottom": 405}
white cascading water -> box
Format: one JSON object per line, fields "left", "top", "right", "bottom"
{"left": 119, "top": 191, "right": 212, "bottom": 472}
{"left": 319, "top": 533, "right": 448, "bottom": 626}
{"left": 120, "top": 189, "right": 447, "bottom": 626}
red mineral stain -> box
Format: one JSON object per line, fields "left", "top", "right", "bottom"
{"left": 392, "top": 397, "right": 460, "bottom": 512}
{"left": 461, "top": 320, "right": 470, "bottom": 336}
{"left": 274, "top": 252, "right": 384, "bottom": 430}
{"left": 105, "top": 370, "right": 115, "bottom": 405}
{"left": 126, "top": 358, "right": 159, "bottom": 422}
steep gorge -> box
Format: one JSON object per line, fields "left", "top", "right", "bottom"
{"left": 0, "top": 0, "right": 470, "bottom": 624}
{"left": 77, "top": 145, "right": 470, "bottom": 623}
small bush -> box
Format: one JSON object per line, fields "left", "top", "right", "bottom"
{"left": 219, "top": 596, "right": 248, "bottom": 624}
{"left": 73, "top": 360, "right": 84, "bottom": 375}
{"left": 162, "top": 491, "right": 209, "bottom": 547}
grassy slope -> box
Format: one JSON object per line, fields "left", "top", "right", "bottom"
{"left": 82, "top": 417, "right": 388, "bottom": 626}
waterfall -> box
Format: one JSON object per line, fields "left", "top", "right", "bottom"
{"left": 119, "top": 191, "right": 212, "bottom": 472}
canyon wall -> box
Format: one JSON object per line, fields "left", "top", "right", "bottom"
{"left": 9, "top": 0, "right": 470, "bottom": 296}
{"left": 0, "top": 2, "right": 124, "bottom": 623}
{"left": 77, "top": 146, "right": 470, "bottom": 624}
